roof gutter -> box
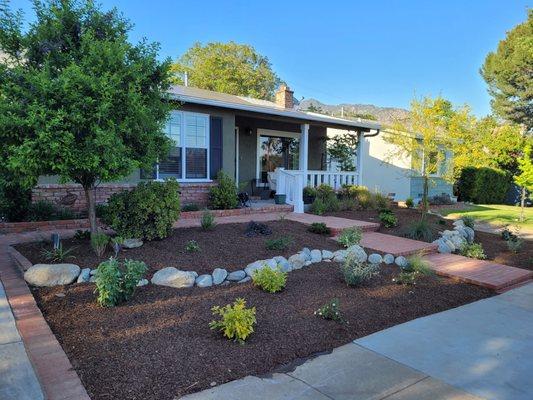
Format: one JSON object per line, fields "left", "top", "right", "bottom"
{"left": 363, "top": 128, "right": 380, "bottom": 137}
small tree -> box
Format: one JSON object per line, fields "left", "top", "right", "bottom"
{"left": 327, "top": 132, "right": 359, "bottom": 171}
{"left": 515, "top": 143, "right": 533, "bottom": 222}
{"left": 0, "top": 0, "right": 172, "bottom": 233}
{"left": 385, "top": 96, "right": 471, "bottom": 213}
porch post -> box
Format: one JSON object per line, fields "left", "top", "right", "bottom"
{"left": 299, "top": 123, "right": 309, "bottom": 185}
{"left": 356, "top": 131, "right": 364, "bottom": 186}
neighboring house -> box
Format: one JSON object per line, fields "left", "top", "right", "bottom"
{"left": 34, "top": 85, "right": 380, "bottom": 213}
{"left": 327, "top": 127, "right": 454, "bottom": 203}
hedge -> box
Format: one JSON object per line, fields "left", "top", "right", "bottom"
{"left": 457, "top": 167, "right": 511, "bottom": 204}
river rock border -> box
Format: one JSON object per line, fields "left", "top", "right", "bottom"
{"left": 23, "top": 245, "right": 407, "bottom": 289}
{"left": 432, "top": 219, "right": 475, "bottom": 254}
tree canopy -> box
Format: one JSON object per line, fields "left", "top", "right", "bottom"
{"left": 0, "top": 0, "right": 172, "bottom": 231}
{"left": 172, "top": 41, "right": 281, "bottom": 100}
{"left": 481, "top": 9, "right": 533, "bottom": 131}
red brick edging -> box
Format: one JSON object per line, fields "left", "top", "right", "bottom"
{"left": 0, "top": 245, "right": 90, "bottom": 400}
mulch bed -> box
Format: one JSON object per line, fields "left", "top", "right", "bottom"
{"left": 326, "top": 208, "right": 533, "bottom": 271}
{"left": 32, "top": 263, "right": 493, "bottom": 400}
{"left": 15, "top": 220, "right": 341, "bottom": 276}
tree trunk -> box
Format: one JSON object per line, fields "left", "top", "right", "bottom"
{"left": 83, "top": 184, "right": 98, "bottom": 234}
{"left": 422, "top": 174, "right": 429, "bottom": 215}
{"left": 520, "top": 186, "right": 526, "bottom": 223}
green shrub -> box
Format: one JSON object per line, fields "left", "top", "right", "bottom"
{"left": 310, "top": 197, "right": 328, "bottom": 215}
{"left": 55, "top": 207, "right": 75, "bottom": 220}
{"left": 103, "top": 180, "right": 180, "bottom": 241}
{"left": 95, "top": 203, "right": 108, "bottom": 218}
{"left": 405, "top": 218, "right": 434, "bottom": 242}
{"left": 314, "top": 298, "right": 345, "bottom": 323}
{"left": 91, "top": 232, "right": 109, "bottom": 258}
{"left": 339, "top": 197, "right": 358, "bottom": 211}
{"left": 209, "top": 171, "right": 238, "bottom": 210}
{"left": 458, "top": 167, "right": 511, "bottom": 204}
{"left": 405, "top": 197, "right": 414, "bottom": 209}
{"left": 507, "top": 238, "right": 524, "bottom": 253}
{"left": 209, "top": 298, "right": 256, "bottom": 344}
{"left": 460, "top": 242, "right": 486, "bottom": 259}
{"left": 182, "top": 203, "right": 200, "bottom": 212}
{"left": 501, "top": 227, "right": 518, "bottom": 241}
{"left": 308, "top": 222, "right": 331, "bottom": 235}
{"left": 310, "top": 184, "right": 339, "bottom": 214}
{"left": 201, "top": 210, "right": 216, "bottom": 230}
{"left": 338, "top": 226, "right": 362, "bottom": 248}
{"left": 185, "top": 240, "right": 200, "bottom": 252}
{"left": 357, "top": 188, "right": 374, "bottom": 210}
{"left": 74, "top": 229, "right": 91, "bottom": 240}
{"left": 461, "top": 216, "right": 475, "bottom": 229}
{"left": 438, "top": 219, "right": 447, "bottom": 225}
{"left": 379, "top": 211, "right": 397, "bottom": 228}
{"left": 457, "top": 167, "right": 477, "bottom": 202}
{"left": 95, "top": 258, "right": 147, "bottom": 307}
{"left": 41, "top": 243, "right": 76, "bottom": 262}
{"left": 252, "top": 266, "right": 287, "bottom": 293}
{"left": 265, "top": 236, "right": 292, "bottom": 250}
{"left": 394, "top": 253, "right": 433, "bottom": 285}
{"left": 0, "top": 180, "right": 31, "bottom": 222}
{"left": 341, "top": 254, "right": 379, "bottom": 286}
{"left": 303, "top": 186, "right": 317, "bottom": 203}
{"left": 28, "top": 200, "right": 55, "bottom": 221}
{"left": 373, "top": 192, "right": 391, "bottom": 210}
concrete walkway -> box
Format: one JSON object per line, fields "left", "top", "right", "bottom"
{"left": 0, "top": 280, "right": 43, "bottom": 400}
{"left": 182, "top": 284, "right": 533, "bottom": 400}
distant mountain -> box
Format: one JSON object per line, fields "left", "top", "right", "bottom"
{"left": 297, "top": 98, "right": 410, "bottom": 127}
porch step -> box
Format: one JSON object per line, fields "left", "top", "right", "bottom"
{"left": 359, "top": 231, "right": 438, "bottom": 257}
{"left": 423, "top": 253, "right": 533, "bottom": 291}
{"left": 285, "top": 214, "right": 379, "bottom": 236}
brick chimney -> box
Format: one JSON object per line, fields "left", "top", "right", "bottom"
{"left": 275, "top": 84, "right": 294, "bottom": 109}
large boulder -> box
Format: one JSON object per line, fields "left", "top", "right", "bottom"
{"left": 346, "top": 245, "right": 368, "bottom": 263}
{"left": 212, "top": 268, "right": 228, "bottom": 285}
{"left": 196, "top": 274, "right": 213, "bottom": 288}
{"left": 24, "top": 264, "right": 80, "bottom": 287}
{"left": 151, "top": 267, "right": 196, "bottom": 288}
{"left": 227, "top": 270, "right": 246, "bottom": 281}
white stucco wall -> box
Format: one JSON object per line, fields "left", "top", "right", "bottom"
{"left": 327, "top": 128, "right": 412, "bottom": 201}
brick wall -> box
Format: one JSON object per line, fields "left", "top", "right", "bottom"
{"left": 32, "top": 182, "right": 216, "bottom": 216}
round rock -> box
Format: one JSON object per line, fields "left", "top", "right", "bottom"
{"left": 151, "top": 267, "right": 196, "bottom": 288}
{"left": 76, "top": 268, "right": 91, "bottom": 283}
{"left": 322, "top": 250, "right": 334, "bottom": 260}
{"left": 212, "top": 268, "right": 228, "bottom": 285}
{"left": 227, "top": 270, "right": 246, "bottom": 281}
{"left": 196, "top": 274, "right": 213, "bottom": 288}
{"left": 368, "top": 253, "right": 383, "bottom": 264}
{"left": 24, "top": 264, "right": 80, "bottom": 287}
{"left": 346, "top": 245, "right": 368, "bottom": 263}
{"left": 310, "top": 249, "right": 322, "bottom": 263}
{"left": 395, "top": 256, "right": 409, "bottom": 268}
{"left": 383, "top": 254, "right": 395, "bottom": 264}
{"left": 123, "top": 238, "right": 143, "bottom": 249}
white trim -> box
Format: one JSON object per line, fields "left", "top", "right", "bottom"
{"left": 156, "top": 110, "right": 211, "bottom": 182}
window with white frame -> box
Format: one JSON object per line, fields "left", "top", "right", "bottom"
{"left": 157, "top": 111, "right": 210, "bottom": 181}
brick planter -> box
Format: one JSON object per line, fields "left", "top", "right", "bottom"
{"left": 0, "top": 218, "right": 95, "bottom": 234}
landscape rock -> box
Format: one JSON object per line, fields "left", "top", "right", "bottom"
{"left": 24, "top": 264, "right": 80, "bottom": 287}
{"left": 244, "top": 260, "right": 273, "bottom": 277}
{"left": 274, "top": 256, "right": 293, "bottom": 272}
{"left": 395, "top": 256, "right": 409, "bottom": 268}
{"left": 455, "top": 226, "right": 468, "bottom": 239}
{"left": 151, "top": 267, "right": 196, "bottom": 288}
{"left": 368, "top": 253, "right": 383, "bottom": 264}
{"left": 90, "top": 269, "right": 98, "bottom": 276}
{"left": 444, "top": 238, "right": 456, "bottom": 252}
{"left": 212, "top": 268, "right": 228, "bottom": 285}
{"left": 434, "top": 238, "right": 453, "bottom": 254}
{"left": 452, "top": 219, "right": 465, "bottom": 227}
{"left": 137, "top": 279, "right": 149, "bottom": 287}
{"left": 346, "top": 245, "right": 368, "bottom": 263}
{"left": 304, "top": 260, "right": 313, "bottom": 266}
{"left": 123, "top": 238, "right": 143, "bottom": 249}
{"left": 321, "top": 250, "right": 334, "bottom": 260}
{"left": 383, "top": 254, "right": 395, "bottom": 264}
{"left": 238, "top": 277, "right": 251, "bottom": 284}
{"left": 196, "top": 274, "right": 213, "bottom": 288}
{"left": 310, "top": 249, "right": 322, "bottom": 263}
{"left": 464, "top": 226, "right": 475, "bottom": 243}
{"left": 89, "top": 275, "right": 97, "bottom": 283}
{"left": 76, "top": 268, "right": 91, "bottom": 283}
{"left": 288, "top": 253, "right": 307, "bottom": 269}
{"left": 227, "top": 270, "right": 246, "bottom": 281}
{"left": 333, "top": 250, "right": 347, "bottom": 263}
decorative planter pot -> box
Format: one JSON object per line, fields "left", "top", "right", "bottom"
{"left": 274, "top": 194, "right": 287, "bottom": 205}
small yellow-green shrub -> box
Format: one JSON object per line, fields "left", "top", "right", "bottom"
{"left": 338, "top": 226, "right": 362, "bottom": 248}
{"left": 209, "top": 298, "right": 256, "bottom": 344}
{"left": 252, "top": 265, "right": 287, "bottom": 293}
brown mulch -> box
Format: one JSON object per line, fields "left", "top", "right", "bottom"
{"left": 326, "top": 208, "right": 533, "bottom": 271}
{"left": 32, "top": 264, "right": 493, "bottom": 400}
{"left": 15, "top": 221, "right": 341, "bottom": 276}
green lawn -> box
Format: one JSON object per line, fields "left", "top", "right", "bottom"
{"left": 439, "top": 204, "right": 533, "bottom": 231}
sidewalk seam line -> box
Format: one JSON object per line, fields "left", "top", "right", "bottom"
{"left": 283, "top": 372, "right": 336, "bottom": 400}
{"left": 377, "top": 376, "right": 430, "bottom": 400}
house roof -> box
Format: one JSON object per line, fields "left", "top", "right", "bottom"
{"left": 167, "top": 85, "right": 381, "bottom": 131}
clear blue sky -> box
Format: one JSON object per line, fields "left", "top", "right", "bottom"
{"left": 10, "top": 0, "right": 530, "bottom": 116}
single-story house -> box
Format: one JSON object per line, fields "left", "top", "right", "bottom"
{"left": 34, "top": 85, "right": 380, "bottom": 213}
{"left": 326, "top": 127, "right": 454, "bottom": 203}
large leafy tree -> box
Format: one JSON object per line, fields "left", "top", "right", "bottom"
{"left": 385, "top": 96, "right": 471, "bottom": 213}
{"left": 0, "top": 0, "right": 172, "bottom": 232}
{"left": 481, "top": 10, "right": 533, "bottom": 131}
{"left": 515, "top": 141, "right": 533, "bottom": 221}
{"left": 172, "top": 41, "right": 281, "bottom": 100}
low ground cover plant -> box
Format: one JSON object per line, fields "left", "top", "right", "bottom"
{"left": 209, "top": 171, "right": 238, "bottom": 210}
{"left": 91, "top": 232, "right": 109, "bottom": 258}
{"left": 244, "top": 221, "right": 272, "bottom": 237}
{"left": 252, "top": 266, "right": 287, "bottom": 293}
{"left": 341, "top": 254, "right": 379, "bottom": 286}
{"left": 95, "top": 258, "right": 147, "bottom": 307}
{"left": 41, "top": 243, "right": 76, "bottom": 262}
{"left": 314, "top": 298, "right": 346, "bottom": 323}
{"left": 338, "top": 226, "right": 362, "bottom": 248}
{"left": 379, "top": 209, "right": 397, "bottom": 228}
{"left": 459, "top": 242, "right": 486, "bottom": 259}
{"left": 103, "top": 180, "right": 180, "bottom": 241}
{"left": 265, "top": 236, "right": 292, "bottom": 250}
{"left": 209, "top": 298, "right": 256, "bottom": 344}
{"left": 201, "top": 211, "right": 216, "bottom": 230}
{"left": 26, "top": 200, "right": 75, "bottom": 222}
{"left": 185, "top": 240, "right": 200, "bottom": 252}
{"left": 308, "top": 222, "right": 331, "bottom": 235}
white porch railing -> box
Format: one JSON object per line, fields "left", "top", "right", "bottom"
{"left": 275, "top": 169, "right": 359, "bottom": 213}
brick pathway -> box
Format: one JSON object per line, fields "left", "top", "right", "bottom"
{"left": 360, "top": 231, "right": 438, "bottom": 257}
{"left": 424, "top": 253, "right": 533, "bottom": 291}
{"left": 285, "top": 213, "right": 379, "bottom": 235}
